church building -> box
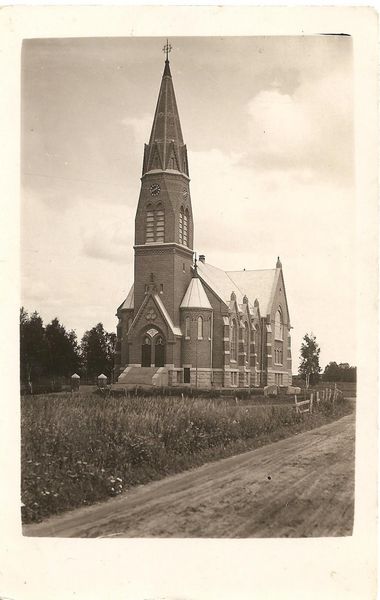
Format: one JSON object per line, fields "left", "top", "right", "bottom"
{"left": 114, "top": 48, "right": 292, "bottom": 388}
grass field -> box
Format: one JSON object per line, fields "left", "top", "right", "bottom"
{"left": 21, "top": 392, "right": 353, "bottom": 524}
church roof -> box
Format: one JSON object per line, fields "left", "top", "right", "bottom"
{"left": 119, "top": 284, "right": 134, "bottom": 310}
{"left": 180, "top": 276, "right": 212, "bottom": 309}
{"left": 227, "top": 269, "right": 278, "bottom": 316}
{"left": 154, "top": 293, "right": 182, "bottom": 336}
{"left": 197, "top": 261, "right": 278, "bottom": 316}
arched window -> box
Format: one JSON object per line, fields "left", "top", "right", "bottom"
{"left": 244, "top": 322, "right": 249, "bottom": 358}
{"left": 155, "top": 203, "right": 165, "bottom": 243}
{"left": 275, "top": 308, "right": 283, "bottom": 340}
{"left": 197, "top": 316, "right": 203, "bottom": 340}
{"left": 146, "top": 203, "right": 165, "bottom": 244}
{"left": 185, "top": 316, "right": 190, "bottom": 338}
{"left": 230, "top": 319, "right": 238, "bottom": 361}
{"left": 179, "top": 206, "right": 184, "bottom": 244}
{"left": 183, "top": 209, "right": 189, "bottom": 246}
{"left": 146, "top": 204, "right": 155, "bottom": 243}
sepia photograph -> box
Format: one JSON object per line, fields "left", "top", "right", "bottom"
{"left": 0, "top": 6, "right": 377, "bottom": 600}
{"left": 20, "top": 34, "right": 358, "bottom": 538}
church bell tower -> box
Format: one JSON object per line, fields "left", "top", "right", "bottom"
{"left": 133, "top": 42, "right": 194, "bottom": 328}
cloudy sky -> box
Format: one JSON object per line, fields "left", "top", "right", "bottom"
{"left": 21, "top": 35, "right": 354, "bottom": 370}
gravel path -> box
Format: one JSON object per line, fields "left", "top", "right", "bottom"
{"left": 23, "top": 413, "right": 355, "bottom": 538}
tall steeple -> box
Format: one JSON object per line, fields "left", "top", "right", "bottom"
{"left": 142, "top": 41, "right": 189, "bottom": 177}
{"left": 133, "top": 41, "right": 194, "bottom": 327}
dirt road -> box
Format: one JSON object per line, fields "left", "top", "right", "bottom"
{"left": 23, "top": 413, "right": 355, "bottom": 538}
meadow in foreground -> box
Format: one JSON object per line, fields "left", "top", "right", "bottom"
{"left": 21, "top": 392, "right": 352, "bottom": 523}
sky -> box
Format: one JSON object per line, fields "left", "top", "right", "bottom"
{"left": 21, "top": 35, "right": 355, "bottom": 371}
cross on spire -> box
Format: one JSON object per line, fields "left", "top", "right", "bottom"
{"left": 163, "top": 39, "right": 172, "bottom": 61}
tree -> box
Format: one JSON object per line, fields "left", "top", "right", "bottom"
{"left": 81, "top": 323, "right": 115, "bottom": 380}
{"left": 323, "top": 361, "right": 356, "bottom": 382}
{"left": 299, "top": 332, "right": 321, "bottom": 387}
{"left": 45, "top": 317, "right": 81, "bottom": 380}
{"left": 20, "top": 308, "right": 49, "bottom": 389}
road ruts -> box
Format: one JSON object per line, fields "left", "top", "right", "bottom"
{"left": 23, "top": 413, "right": 355, "bottom": 538}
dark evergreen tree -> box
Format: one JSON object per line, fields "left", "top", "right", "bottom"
{"left": 20, "top": 308, "right": 48, "bottom": 389}
{"left": 81, "top": 323, "right": 115, "bottom": 380}
{"left": 45, "top": 317, "right": 81, "bottom": 379}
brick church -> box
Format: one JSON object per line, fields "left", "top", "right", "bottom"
{"left": 114, "top": 49, "right": 292, "bottom": 388}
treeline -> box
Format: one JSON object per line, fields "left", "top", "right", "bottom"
{"left": 322, "top": 362, "right": 356, "bottom": 383}
{"left": 20, "top": 308, "right": 116, "bottom": 389}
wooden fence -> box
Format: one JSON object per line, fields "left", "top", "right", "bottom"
{"left": 294, "top": 386, "right": 344, "bottom": 415}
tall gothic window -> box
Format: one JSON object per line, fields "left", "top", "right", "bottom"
{"left": 244, "top": 322, "right": 249, "bottom": 359}
{"left": 179, "top": 207, "right": 184, "bottom": 244}
{"left": 155, "top": 204, "right": 165, "bottom": 243}
{"left": 274, "top": 308, "right": 283, "bottom": 340}
{"left": 183, "top": 209, "right": 189, "bottom": 246}
{"left": 185, "top": 316, "right": 190, "bottom": 338}
{"left": 197, "top": 316, "right": 203, "bottom": 340}
{"left": 146, "top": 204, "right": 155, "bottom": 243}
{"left": 230, "top": 319, "right": 238, "bottom": 361}
{"left": 146, "top": 203, "right": 165, "bottom": 244}
{"left": 179, "top": 207, "right": 189, "bottom": 246}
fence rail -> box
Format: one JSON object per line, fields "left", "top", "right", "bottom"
{"left": 294, "top": 386, "right": 344, "bottom": 415}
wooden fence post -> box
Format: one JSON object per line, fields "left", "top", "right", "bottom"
{"left": 310, "top": 392, "right": 313, "bottom": 413}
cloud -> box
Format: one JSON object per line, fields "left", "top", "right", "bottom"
{"left": 188, "top": 143, "right": 355, "bottom": 368}
{"left": 243, "top": 71, "right": 353, "bottom": 182}
{"left": 121, "top": 114, "right": 152, "bottom": 147}
{"left": 80, "top": 196, "right": 135, "bottom": 263}
{"left": 82, "top": 223, "right": 132, "bottom": 264}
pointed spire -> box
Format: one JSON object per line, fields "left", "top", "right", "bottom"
{"left": 163, "top": 59, "right": 171, "bottom": 77}
{"left": 143, "top": 41, "right": 188, "bottom": 177}
{"left": 276, "top": 256, "right": 282, "bottom": 269}
{"left": 162, "top": 40, "right": 172, "bottom": 77}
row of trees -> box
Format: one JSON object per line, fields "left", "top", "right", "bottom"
{"left": 20, "top": 308, "right": 116, "bottom": 386}
{"left": 298, "top": 332, "right": 356, "bottom": 386}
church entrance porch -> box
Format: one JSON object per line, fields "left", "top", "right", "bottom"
{"left": 141, "top": 328, "right": 166, "bottom": 367}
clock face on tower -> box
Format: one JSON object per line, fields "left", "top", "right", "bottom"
{"left": 150, "top": 184, "right": 161, "bottom": 196}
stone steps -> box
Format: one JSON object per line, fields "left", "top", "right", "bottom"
{"left": 118, "top": 367, "right": 158, "bottom": 385}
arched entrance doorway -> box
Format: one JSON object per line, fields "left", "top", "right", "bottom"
{"left": 154, "top": 336, "right": 165, "bottom": 367}
{"left": 141, "top": 335, "right": 152, "bottom": 367}
{"left": 141, "top": 328, "right": 166, "bottom": 367}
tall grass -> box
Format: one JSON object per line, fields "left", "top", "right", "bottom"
{"left": 21, "top": 392, "right": 351, "bottom": 523}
